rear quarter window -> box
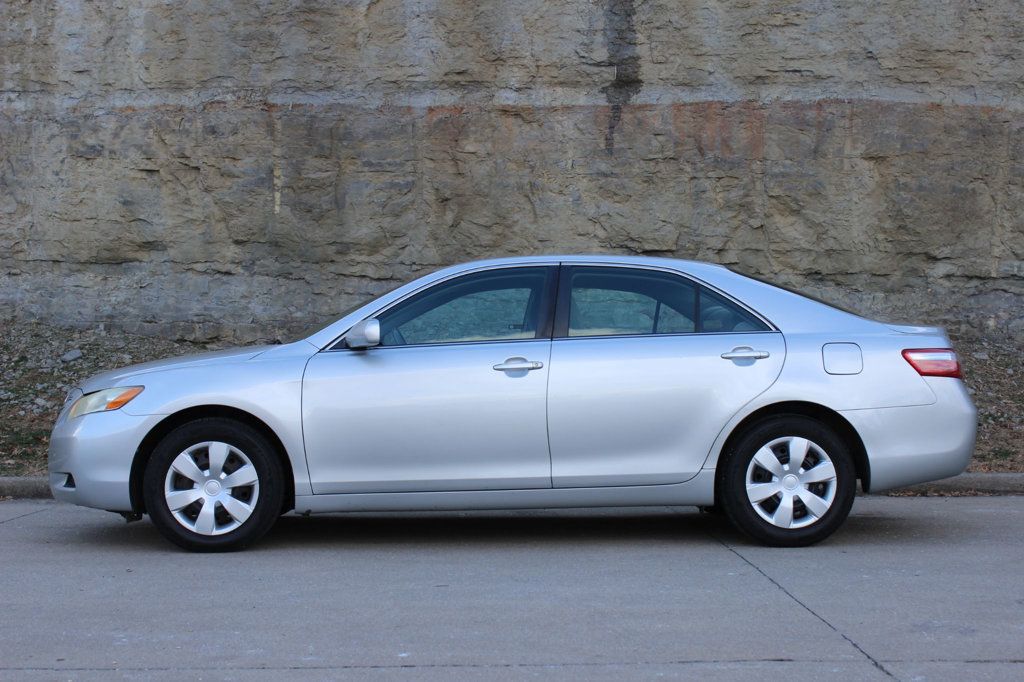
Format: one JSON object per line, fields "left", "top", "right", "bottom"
{"left": 699, "top": 288, "right": 770, "bottom": 333}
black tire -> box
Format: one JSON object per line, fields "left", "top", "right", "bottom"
{"left": 720, "top": 416, "right": 856, "bottom": 547}
{"left": 143, "top": 418, "right": 284, "bottom": 552}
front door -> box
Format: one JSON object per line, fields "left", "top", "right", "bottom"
{"left": 302, "top": 266, "right": 557, "bottom": 494}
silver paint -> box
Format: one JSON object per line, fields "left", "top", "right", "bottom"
{"left": 48, "top": 255, "right": 976, "bottom": 523}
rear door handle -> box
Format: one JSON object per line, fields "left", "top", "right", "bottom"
{"left": 721, "top": 347, "right": 770, "bottom": 361}
{"left": 493, "top": 357, "right": 544, "bottom": 372}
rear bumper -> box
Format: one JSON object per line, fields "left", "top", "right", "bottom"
{"left": 841, "top": 377, "right": 977, "bottom": 493}
{"left": 48, "top": 408, "right": 159, "bottom": 512}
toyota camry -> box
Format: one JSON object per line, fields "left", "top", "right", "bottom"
{"left": 48, "top": 256, "right": 976, "bottom": 551}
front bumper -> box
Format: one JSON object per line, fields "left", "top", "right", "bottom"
{"left": 842, "top": 377, "right": 977, "bottom": 493}
{"left": 48, "top": 407, "right": 161, "bottom": 512}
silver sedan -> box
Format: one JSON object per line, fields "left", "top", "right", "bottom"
{"left": 48, "top": 256, "right": 976, "bottom": 551}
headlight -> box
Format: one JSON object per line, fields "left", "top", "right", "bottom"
{"left": 68, "top": 387, "right": 144, "bottom": 419}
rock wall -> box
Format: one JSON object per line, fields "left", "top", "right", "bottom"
{"left": 2, "top": 0, "right": 1022, "bottom": 342}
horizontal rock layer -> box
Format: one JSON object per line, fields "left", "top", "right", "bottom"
{"left": 1, "top": 1, "right": 1022, "bottom": 342}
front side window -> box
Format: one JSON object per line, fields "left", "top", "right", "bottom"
{"left": 376, "top": 267, "right": 553, "bottom": 346}
{"left": 562, "top": 266, "right": 769, "bottom": 337}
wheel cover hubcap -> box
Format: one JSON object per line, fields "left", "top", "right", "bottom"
{"left": 745, "top": 436, "right": 838, "bottom": 530}
{"left": 163, "top": 441, "right": 260, "bottom": 536}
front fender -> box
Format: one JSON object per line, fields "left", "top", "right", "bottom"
{"left": 119, "top": 345, "right": 314, "bottom": 496}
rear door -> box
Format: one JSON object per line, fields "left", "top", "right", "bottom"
{"left": 546, "top": 265, "right": 785, "bottom": 487}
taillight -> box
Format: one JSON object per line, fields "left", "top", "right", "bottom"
{"left": 902, "top": 348, "right": 962, "bottom": 378}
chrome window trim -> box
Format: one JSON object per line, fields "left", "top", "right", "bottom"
{"left": 552, "top": 330, "right": 782, "bottom": 343}
{"left": 329, "top": 337, "right": 554, "bottom": 353}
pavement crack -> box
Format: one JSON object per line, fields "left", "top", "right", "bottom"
{"left": 715, "top": 535, "right": 896, "bottom": 680}
{"left": 0, "top": 508, "right": 48, "bottom": 525}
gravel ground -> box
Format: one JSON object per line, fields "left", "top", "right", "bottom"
{"left": 0, "top": 323, "right": 213, "bottom": 476}
{"left": 1, "top": 321, "right": 1021, "bottom": 477}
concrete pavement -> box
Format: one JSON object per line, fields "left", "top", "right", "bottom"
{"left": 1, "top": 497, "right": 1022, "bottom": 680}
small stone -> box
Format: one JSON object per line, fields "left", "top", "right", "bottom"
{"left": 61, "top": 349, "right": 83, "bottom": 362}
{"left": 972, "top": 352, "right": 989, "bottom": 360}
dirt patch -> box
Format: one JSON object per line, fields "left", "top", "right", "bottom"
{"left": 957, "top": 337, "right": 1024, "bottom": 472}
{"left": 0, "top": 322, "right": 1020, "bottom": 476}
{"left": 0, "top": 322, "right": 222, "bottom": 476}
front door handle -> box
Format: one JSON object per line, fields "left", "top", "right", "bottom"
{"left": 493, "top": 357, "right": 544, "bottom": 372}
{"left": 721, "top": 347, "right": 770, "bottom": 361}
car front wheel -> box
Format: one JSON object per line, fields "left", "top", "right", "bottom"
{"left": 720, "top": 416, "right": 856, "bottom": 547}
{"left": 143, "top": 418, "right": 284, "bottom": 552}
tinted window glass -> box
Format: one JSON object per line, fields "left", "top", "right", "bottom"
{"left": 567, "top": 268, "right": 697, "bottom": 337}
{"left": 377, "top": 268, "right": 551, "bottom": 346}
{"left": 699, "top": 288, "right": 769, "bottom": 333}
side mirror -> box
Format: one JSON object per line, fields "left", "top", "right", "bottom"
{"left": 345, "top": 319, "right": 381, "bottom": 349}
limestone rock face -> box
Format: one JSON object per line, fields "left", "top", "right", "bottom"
{"left": 1, "top": 1, "right": 1022, "bottom": 341}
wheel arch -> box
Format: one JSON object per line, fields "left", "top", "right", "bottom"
{"left": 714, "top": 401, "right": 871, "bottom": 495}
{"left": 129, "top": 405, "right": 296, "bottom": 515}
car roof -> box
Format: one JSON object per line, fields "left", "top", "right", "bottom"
{"left": 430, "top": 254, "right": 725, "bottom": 275}
{"left": 449, "top": 254, "right": 717, "bottom": 267}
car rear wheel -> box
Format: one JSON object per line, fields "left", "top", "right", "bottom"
{"left": 143, "top": 418, "right": 283, "bottom": 552}
{"left": 720, "top": 416, "right": 856, "bottom": 547}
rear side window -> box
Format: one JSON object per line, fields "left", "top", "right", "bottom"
{"left": 559, "top": 266, "right": 769, "bottom": 337}
{"left": 565, "top": 267, "right": 697, "bottom": 337}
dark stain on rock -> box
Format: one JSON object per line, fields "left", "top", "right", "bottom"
{"left": 601, "top": 0, "right": 642, "bottom": 154}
